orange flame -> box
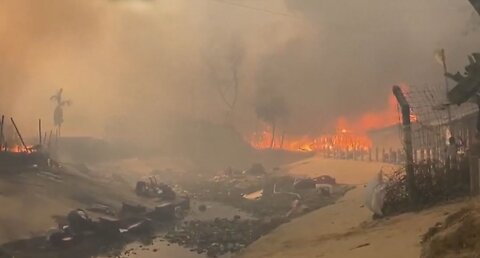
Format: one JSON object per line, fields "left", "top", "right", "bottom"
{"left": 6, "top": 145, "right": 35, "bottom": 153}
{"left": 248, "top": 125, "right": 372, "bottom": 152}
{"left": 248, "top": 94, "right": 404, "bottom": 152}
{"left": 336, "top": 95, "right": 399, "bottom": 134}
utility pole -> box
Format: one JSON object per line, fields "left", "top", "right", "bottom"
{"left": 393, "top": 85, "right": 417, "bottom": 205}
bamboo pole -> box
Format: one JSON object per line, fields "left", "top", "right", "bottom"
{"left": 55, "top": 127, "right": 58, "bottom": 148}
{"left": 10, "top": 117, "right": 29, "bottom": 153}
{"left": 38, "top": 119, "right": 42, "bottom": 145}
{"left": 48, "top": 130, "right": 53, "bottom": 149}
{"left": 270, "top": 122, "right": 276, "bottom": 149}
{"left": 0, "top": 115, "right": 4, "bottom": 150}
{"left": 280, "top": 131, "right": 285, "bottom": 149}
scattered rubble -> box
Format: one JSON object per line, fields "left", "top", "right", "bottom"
{"left": 152, "top": 164, "right": 351, "bottom": 256}
{"left": 0, "top": 162, "right": 350, "bottom": 258}
{"left": 182, "top": 166, "right": 348, "bottom": 218}
{"left": 43, "top": 195, "right": 190, "bottom": 250}
{"left": 313, "top": 175, "right": 337, "bottom": 185}
{"left": 165, "top": 216, "right": 289, "bottom": 257}
{"left": 135, "top": 176, "right": 176, "bottom": 200}
{"left": 87, "top": 204, "right": 116, "bottom": 217}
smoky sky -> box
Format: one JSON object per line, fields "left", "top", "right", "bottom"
{"left": 271, "top": 0, "right": 480, "bottom": 134}
{"left": 1, "top": 0, "right": 480, "bottom": 140}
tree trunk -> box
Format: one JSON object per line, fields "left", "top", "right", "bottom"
{"left": 280, "top": 130, "right": 285, "bottom": 149}
{"left": 231, "top": 67, "right": 239, "bottom": 112}
{"left": 270, "top": 121, "right": 276, "bottom": 149}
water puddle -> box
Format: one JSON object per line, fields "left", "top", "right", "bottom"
{"left": 95, "top": 201, "right": 252, "bottom": 258}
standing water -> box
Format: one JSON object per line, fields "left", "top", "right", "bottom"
{"left": 96, "top": 201, "right": 253, "bottom": 258}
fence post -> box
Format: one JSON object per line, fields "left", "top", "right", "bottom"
{"left": 469, "top": 154, "right": 480, "bottom": 195}
{"left": 393, "top": 85, "right": 417, "bottom": 204}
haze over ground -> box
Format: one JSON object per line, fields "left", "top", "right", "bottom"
{"left": 1, "top": 0, "right": 479, "bottom": 142}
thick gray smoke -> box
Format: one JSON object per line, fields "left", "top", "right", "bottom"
{"left": 262, "top": 0, "right": 480, "bottom": 134}
{"left": 1, "top": 0, "right": 480, "bottom": 144}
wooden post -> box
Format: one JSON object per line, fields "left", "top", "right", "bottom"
{"left": 38, "top": 119, "right": 42, "bottom": 146}
{"left": 393, "top": 85, "right": 417, "bottom": 204}
{"left": 48, "top": 130, "right": 53, "bottom": 149}
{"left": 0, "top": 115, "right": 4, "bottom": 150}
{"left": 469, "top": 154, "right": 480, "bottom": 196}
{"left": 467, "top": 128, "right": 471, "bottom": 148}
{"left": 10, "top": 117, "right": 29, "bottom": 153}
{"left": 280, "top": 131, "right": 285, "bottom": 149}
{"left": 375, "top": 147, "right": 379, "bottom": 162}
{"left": 270, "top": 121, "right": 276, "bottom": 149}
{"left": 55, "top": 127, "right": 60, "bottom": 147}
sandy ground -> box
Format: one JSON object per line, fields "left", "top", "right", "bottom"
{"left": 240, "top": 156, "right": 464, "bottom": 258}
{"left": 0, "top": 155, "right": 467, "bottom": 258}
{"left": 0, "top": 163, "right": 152, "bottom": 244}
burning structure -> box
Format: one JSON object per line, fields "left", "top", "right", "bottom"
{"left": 248, "top": 94, "right": 402, "bottom": 155}
{"left": 0, "top": 116, "right": 59, "bottom": 171}
{"left": 248, "top": 127, "right": 372, "bottom": 153}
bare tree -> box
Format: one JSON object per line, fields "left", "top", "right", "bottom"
{"left": 255, "top": 86, "right": 288, "bottom": 149}
{"left": 204, "top": 40, "right": 245, "bottom": 122}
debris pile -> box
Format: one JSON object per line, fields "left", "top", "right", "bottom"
{"left": 47, "top": 207, "right": 156, "bottom": 247}
{"left": 159, "top": 164, "right": 352, "bottom": 256}
{"left": 44, "top": 182, "right": 191, "bottom": 249}
{"left": 165, "top": 216, "right": 288, "bottom": 257}
{"left": 135, "top": 176, "right": 177, "bottom": 200}
{"left": 179, "top": 164, "right": 351, "bottom": 220}
{"left": 0, "top": 162, "right": 350, "bottom": 258}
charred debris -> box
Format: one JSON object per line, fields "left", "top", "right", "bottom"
{"left": 0, "top": 115, "right": 60, "bottom": 173}
{"left": 0, "top": 134, "right": 350, "bottom": 258}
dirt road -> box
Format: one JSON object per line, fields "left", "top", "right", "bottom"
{"left": 240, "top": 157, "right": 463, "bottom": 258}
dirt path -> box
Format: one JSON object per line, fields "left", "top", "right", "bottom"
{"left": 0, "top": 163, "right": 150, "bottom": 244}
{"left": 240, "top": 157, "right": 464, "bottom": 258}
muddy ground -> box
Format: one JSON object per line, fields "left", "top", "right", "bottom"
{"left": 0, "top": 155, "right": 349, "bottom": 258}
